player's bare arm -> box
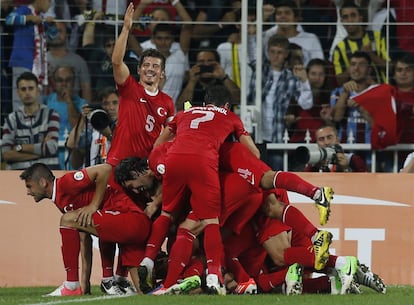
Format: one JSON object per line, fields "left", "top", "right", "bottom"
{"left": 112, "top": 3, "right": 134, "bottom": 85}
{"left": 153, "top": 127, "right": 175, "bottom": 148}
{"left": 75, "top": 164, "right": 110, "bottom": 227}
{"left": 239, "top": 134, "right": 260, "bottom": 158}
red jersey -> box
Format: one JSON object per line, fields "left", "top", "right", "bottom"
{"left": 107, "top": 75, "right": 175, "bottom": 166}
{"left": 167, "top": 106, "right": 249, "bottom": 160}
{"left": 53, "top": 169, "right": 142, "bottom": 214}
{"left": 352, "top": 84, "right": 399, "bottom": 149}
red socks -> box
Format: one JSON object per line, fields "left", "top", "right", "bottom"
{"left": 256, "top": 268, "right": 287, "bottom": 292}
{"left": 163, "top": 228, "right": 195, "bottom": 288}
{"left": 204, "top": 224, "right": 224, "bottom": 282}
{"left": 145, "top": 214, "right": 171, "bottom": 260}
{"left": 283, "top": 246, "right": 315, "bottom": 268}
{"left": 274, "top": 172, "right": 318, "bottom": 198}
{"left": 282, "top": 205, "right": 318, "bottom": 238}
{"left": 99, "top": 240, "right": 115, "bottom": 278}
{"left": 60, "top": 227, "right": 80, "bottom": 282}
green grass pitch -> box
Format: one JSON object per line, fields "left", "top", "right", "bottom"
{"left": 0, "top": 285, "right": 413, "bottom": 305}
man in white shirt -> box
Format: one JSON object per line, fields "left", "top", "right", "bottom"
{"left": 262, "top": 0, "right": 325, "bottom": 65}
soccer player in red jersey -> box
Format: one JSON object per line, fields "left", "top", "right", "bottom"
{"left": 79, "top": 3, "right": 175, "bottom": 223}
{"left": 117, "top": 126, "right": 333, "bottom": 294}
{"left": 144, "top": 83, "right": 259, "bottom": 295}
{"left": 74, "top": 4, "right": 175, "bottom": 266}
{"left": 108, "top": 3, "right": 175, "bottom": 164}
{"left": 20, "top": 163, "right": 151, "bottom": 296}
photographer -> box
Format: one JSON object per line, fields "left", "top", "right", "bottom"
{"left": 176, "top": 48, "right": 240, "bottom": 110}
{"left": 299, "top": 124, "right": 367, "bottom": 172}
{"left": 66, "top": 87, "right": 119, "bottom": 169}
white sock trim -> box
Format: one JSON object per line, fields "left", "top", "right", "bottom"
{"left": 273, "top": 171, "right": 282, "bottom": 188}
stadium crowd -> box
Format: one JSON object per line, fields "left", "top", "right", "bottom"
{"left": 1, "top": 0, "right": 409, "bottom": 297}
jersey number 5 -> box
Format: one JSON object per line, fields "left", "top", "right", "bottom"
{"left": 145, "top": 115, "right": 155, "bottom": 132}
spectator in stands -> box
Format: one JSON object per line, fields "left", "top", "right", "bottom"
{"left": 300, "top": 0, "right": 337, "bottom": 58}
{"left": 146, "top": 23, "right": 190, "bottom": 102}
{"left": 44, "top": 65, "right": 87, "bottom": 169}
{"left": 132, "top": 0, "right": 177, "bottom": 43}
{"left": 369, "top": 1, "right": 399, "bottom": 60}
{"left": 262, "top": 0, "right": 325, "bottom": 66}
{"left": 302, "top": 124, "right": 367, "bottom": 172}
{"left": 1, "top": 0, "right": 14, "bottom": 124}
{"left": 129, "top": 0, "right": 183, "bottom": 58}
{"left": 287, "top": 43, "right": 305, "bottom": 70}
{"left": 80, "top": 13, "right": 138, "bottom": 97}
{"left": 138, "top": 0, "right": 192, "bottom": 102}
{"left": 331, "top": 1, "right": 388, "bottom": 86}
{"left": 287, "top": 58, "right": 335, "bottom": 143}
{"left": 6, "top": 0, "right": 54, "bottom": 111}
{"left": 66, "top": 87, "right": 119, "bottom": 169}
{"left": 176, "top": 49, "right": 240, "bottom": 111}
{"left": 216, "top": 7, "right": 255, "bottom": 94}
{"left": 391, "top": 52, "right": 414, "bottom": 168}
{"left": 331, "top": 51, "right": 375, "bottom": 144}
{"left": 1, "top": 72, "right": 60, "bottom": 170}
{"left": 342, "top": 53, "right": 413, "bottom": 171}
{"left": 47, "top": 21, "right": 92, "bottom": 103}
{"left": 191, "top": 0, "right": 241, "bottom": 51}
{"left": 90, "top": 0, "right": 127, "bottom": 24}
{"left": 393, "top": 53, "right": 414, "bottom": 145}
{"left": 46, "top": 0, "right": 87, "bottom": 51}
{"left": 140, "top": 1, "right": 192, "bottom": 49}
{"left": 248, "top": 34, "right": 312, "bottom": 170}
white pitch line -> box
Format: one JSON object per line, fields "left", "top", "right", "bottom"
{"left": 24, "top": 294, "right": 132, "bottom": 305}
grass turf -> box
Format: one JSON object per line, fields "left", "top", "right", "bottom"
{"left": 0, "top": 285, "right": 412, "bottom": 305}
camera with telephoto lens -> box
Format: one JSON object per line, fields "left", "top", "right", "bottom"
{"left": 86, "top": 104, "right": 110, "bottom": 131}
{"left": 295, "top": 144, "right": 344, "bottom": 165}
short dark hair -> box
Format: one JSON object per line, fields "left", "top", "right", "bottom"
{"left": 275, "top": 0, "right": 300, "bottom": 18}
{"left": 139, "top": 48, "right": 166, "bottom": 71}
{"left": 306, "top": 58, "right": 328, "bottom": 73}
{"left": 152, "top": 23, "right": 174, "bottom": 37}
{"left": 98, "top": 86, "right": 118, "bottom": 102}
{"left": 340, "top": 0, "right": 362, "bottom": 16}
{"left": 196, "top": 48, "right": 221, "bottom": 63}
{"left": 395, "top": 52, "right": 414, "bottom": 68}
{"left": 350, "top": 51, "right": 372, "bottom": 65}
{"left": 16, "top": 72, "right": 38, "bottom": 87}
{"left": 20, "top": 163, "right": 55, "bottom": 182}
{"left": 114, "top": 157, "right": 149, "bottom": 185}
{"left": 317, "top": 123, "right": 338, "bottom": 134}
{"left": 204, "top": 83, "right": 232, "bottom": 107}
{"left": 268, "top": 34, "right": 290, "bottom": 50}
{"left": 52, "top": 65, "right": 75, "bottom": 80}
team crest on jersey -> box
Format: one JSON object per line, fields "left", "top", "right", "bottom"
{"left": 73, "top": 171, "right": 84, "bottom": 181}
{"left": 157, "top": 164, "right": 166, "bottom": 175}
{"left": 63, "top": 204, "right": 75, "bottom": 213}
{"left": 157, "top": 107, "right": 167, "bottom": 117}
